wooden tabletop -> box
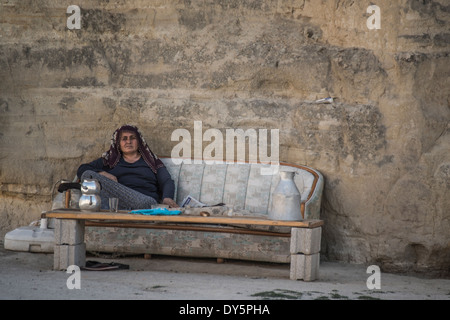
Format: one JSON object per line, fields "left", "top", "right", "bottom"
{"left": 44, "top": 209, "right": 324, "bottom": 228}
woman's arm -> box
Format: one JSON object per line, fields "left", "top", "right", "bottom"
{"left": 156, "top": 166, "right": 179, "bottom": 207}
{"left": 77, "top": 158, "right": 107, "bottom": 179}
{"left": 162, "top": 197, "right": 179, "bottom": 208}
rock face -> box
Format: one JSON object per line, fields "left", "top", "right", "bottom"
{"left": 0, "top": 0, "right": 449, "bottom": 275}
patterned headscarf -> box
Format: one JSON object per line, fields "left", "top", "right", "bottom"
{"left": 102, "top": 124, "right": 165, "bottom": 174}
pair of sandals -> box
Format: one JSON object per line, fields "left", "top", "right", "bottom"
{"left": 81, "top": 260, "right": 129, "bottom": 271}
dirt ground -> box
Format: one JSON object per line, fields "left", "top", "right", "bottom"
{"left": 0, "top": 242, "right": 449, "bottom": 301}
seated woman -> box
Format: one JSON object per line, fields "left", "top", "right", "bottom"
{"left": 77, "top": 124, "right": 179, "bottom": 210}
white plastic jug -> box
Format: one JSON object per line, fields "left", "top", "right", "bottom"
{"left": 269, "top": 171, "right": 302, "bottom": 221}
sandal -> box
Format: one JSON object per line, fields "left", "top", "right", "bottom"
{"left": 81, "top": 260, "right": 129, "bottom": 271}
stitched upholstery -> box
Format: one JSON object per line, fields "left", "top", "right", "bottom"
{"left": 162, "top": 158, "right": 323, "bottom": 219}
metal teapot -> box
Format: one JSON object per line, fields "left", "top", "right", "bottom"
{"left": 80, "top": 179, "right": 101, "bottom": 194}
{"left": 79, "top": 179, "right": 101, "bottom": 212}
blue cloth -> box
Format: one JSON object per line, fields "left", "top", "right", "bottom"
{"left": 130, "top": 208, "right": 182, "bottom": 216}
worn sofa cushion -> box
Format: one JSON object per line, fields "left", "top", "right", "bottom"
{"left": 161, "top": 158, "right": 323, "bottom": 219}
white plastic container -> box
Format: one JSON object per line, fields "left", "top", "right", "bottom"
{"left": 268, "top": 171, "right": 302, "bottom": 221}
{"left": 4, "top": 223, "right": 54, "bottom": 253}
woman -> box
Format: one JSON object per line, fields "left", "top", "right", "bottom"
{"left": 77, "top": 124, "right": 178, "bottom": 210}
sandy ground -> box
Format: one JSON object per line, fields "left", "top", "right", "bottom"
{"left": 0, "top": 243, "right": 449, "bottom": 301}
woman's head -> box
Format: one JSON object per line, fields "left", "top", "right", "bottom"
{"left": 113, "top": 125, "right": 143, "bottom": 155}
{"left": 118, "top": 129, "right": 139, "bottom": 155}
{"left": 102, "top": 124, "right": 164, "bottom": 173}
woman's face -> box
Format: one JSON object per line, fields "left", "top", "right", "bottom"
{"left": 119, "top": 131, "right": 139, "bottom": 155}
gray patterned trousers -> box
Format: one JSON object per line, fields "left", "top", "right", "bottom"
{"left": 80, "top": 170, "right": 158, "bottom": 210}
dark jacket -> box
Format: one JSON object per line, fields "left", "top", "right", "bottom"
{"left": 77, "top": 157, "right": 175, "bottom": 202}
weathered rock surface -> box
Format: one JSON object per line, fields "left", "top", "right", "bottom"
{"left": 0, "top": 0, "right": 449, "bottom": 275}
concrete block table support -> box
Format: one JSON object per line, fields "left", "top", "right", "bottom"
{"left": 47, "top": 211, "right": 324, "bottom": 280}
{"left": 289, "top": 227, "right": 321, "bottom": 281}
{"left": 53, "top": 219, "right": 86, "bottom": 270}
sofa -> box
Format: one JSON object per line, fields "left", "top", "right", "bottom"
{"left": 83, "top": 158, "right": 324, "bottom": 264}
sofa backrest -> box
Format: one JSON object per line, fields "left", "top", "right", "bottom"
{"left": 161, "top": 158, "right": 323, "bottom": 219}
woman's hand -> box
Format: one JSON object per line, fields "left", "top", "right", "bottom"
{"left": 99, "top": 171, "right": 118, "bottom": 182}
{"left": 163, "top": 198, "right": 179, "bottom": 208}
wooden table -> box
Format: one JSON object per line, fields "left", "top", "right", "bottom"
{"left": 44, "top": 209, "right": 323, "bottom": 281}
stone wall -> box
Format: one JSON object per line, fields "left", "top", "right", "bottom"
{"left": 1, "top": 0, "right": 449, "bottom": 275}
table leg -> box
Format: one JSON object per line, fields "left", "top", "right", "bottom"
{"left": 53, "top": 219, "right": 86, "bottom": 270}
{"left": 289, "top": 227, "right": 321, "bottom": 281}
